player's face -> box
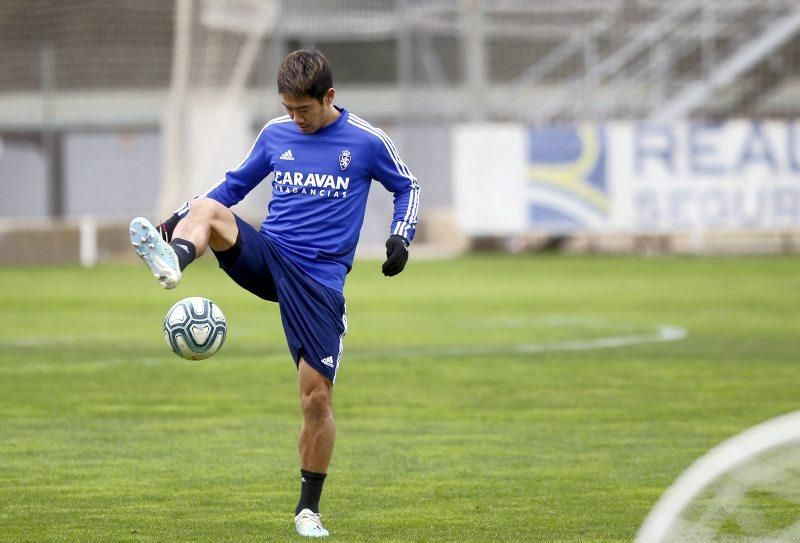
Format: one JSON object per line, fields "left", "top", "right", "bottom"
{"left": 281, "top": 90, "right": 335, "bottom": 134}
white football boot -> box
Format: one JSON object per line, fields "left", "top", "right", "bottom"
{"left": 129, "top": 217, "right": 182, "bottom": 289}
{"left": 294, "top": 509, "right": 329, "bottom": 538}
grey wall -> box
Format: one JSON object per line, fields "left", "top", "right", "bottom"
{"left": 0, "top": 130, "right": 162, "bottom": 220}
{"left": 64, "top": 131, "right": 160, "bottom": 219}
{"left": 0, "top": 140, "right": 48, "bottom": 218}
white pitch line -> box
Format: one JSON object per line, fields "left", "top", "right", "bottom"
{"left": 516, "top": 325, "right": 687, "bottom": 353}
{"left": 352, "top": 323, "right": 687, "bottom": 359}
{"left": 635, "top": 410, "right": 800, "bottom": 543}
{"left": 0, "top": 321, "right": 688, "bottom": 367}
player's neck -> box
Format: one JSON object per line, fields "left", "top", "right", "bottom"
{"left": 321, "top": 105, "right": 341, "bottom": 129}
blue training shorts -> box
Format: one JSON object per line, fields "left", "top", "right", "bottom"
{"left": 212, "top": 214, "right": 347, "bottom": 383}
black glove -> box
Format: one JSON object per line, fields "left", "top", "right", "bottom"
{"left": 382, "top": 235, "right": 409, "bottom": 277}
{"left": 157, "top": 213, "right": 181, "bottom": 242}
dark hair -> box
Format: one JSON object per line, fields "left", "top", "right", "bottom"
{"left": 277, "top": 50, "right": 333, "bottom": 102}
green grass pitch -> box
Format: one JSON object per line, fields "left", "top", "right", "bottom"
{"left": 1, "top": 255, "right": 799, "bottom": 542}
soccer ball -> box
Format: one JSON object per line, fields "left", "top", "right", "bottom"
{"left": 163, "top": 297, "right": 227, "bottom": 360}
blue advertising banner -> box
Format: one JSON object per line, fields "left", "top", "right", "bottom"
{"left": 614, "top": 121, "right": 800, "bottom": 231}
{"left": 528, "top": 125, "right": 609, "bottom": 232}
{"left": 527, "top": 120, "right": 800, "bottom": 233}
{"left": 454, "top": 120, "right": 800, "bottom": 235}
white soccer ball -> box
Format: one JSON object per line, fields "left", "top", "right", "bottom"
{"left": 163, "top": 297, "right": 227, "bottom": 360}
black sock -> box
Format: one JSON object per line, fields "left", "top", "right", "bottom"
{"left": 169, "top": 238, "right": 196, "bottom": 271}
{"left": 295, "top": 469, "right": 326, "bottom": 515}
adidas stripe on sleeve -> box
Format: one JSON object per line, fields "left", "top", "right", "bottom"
{"left": 348, "top": 115, "right": 420, "bottom": 242}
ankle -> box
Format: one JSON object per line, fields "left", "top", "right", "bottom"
{"left": 169, "top": 238, "right": 196, "bottom": 270}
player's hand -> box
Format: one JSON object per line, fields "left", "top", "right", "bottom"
{"left": 382, "top": 235, "right": 409, "bottom": 277}
{"left": 157, "top": 213, "right": 181, "bottom": 242}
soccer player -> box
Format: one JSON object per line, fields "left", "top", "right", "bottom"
{"left": 129, "top": 50, "right": 419, "bottom": 538}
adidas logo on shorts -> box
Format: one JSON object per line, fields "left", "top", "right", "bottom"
{"left": 320, "top": 356, "right": 334, "bottom": 367}
{"left": 280, "top": 149, "right": 295, "bottom": 160}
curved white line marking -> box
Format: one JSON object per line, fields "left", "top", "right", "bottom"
{"left": 635, "top": 410, "right": 800, "bottom": 543}
{"left": 518, "top": 325, "right": 687, "bottom": 353}
{"left": 1, "top": 322, "right": 687, "bottom": 363}
{"left": 364, "top": 323, "right": 686, "bottom": 359}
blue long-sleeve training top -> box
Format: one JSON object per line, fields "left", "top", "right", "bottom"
{"left": 177, "top": 107, "right": 420, "bottom": 292}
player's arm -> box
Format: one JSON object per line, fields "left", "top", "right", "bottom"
{"left": 370, "top": 130, "right": 421, "bottom": 276}
{"left": 158, "top": 126, "right": 273, "bottom": 241}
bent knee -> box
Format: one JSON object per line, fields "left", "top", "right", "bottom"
{"left": 188, "top": 197, "right": 226, "bottom": 218}
{"left": 189, "top": 198, "right": 238, "bottom": 249}
{"left": 300, "top": 387, "right": 332, "bottom": 420}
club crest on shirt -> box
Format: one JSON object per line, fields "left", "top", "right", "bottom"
{"left": 338, "top": 149, "right": 351, "bottom": 171}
